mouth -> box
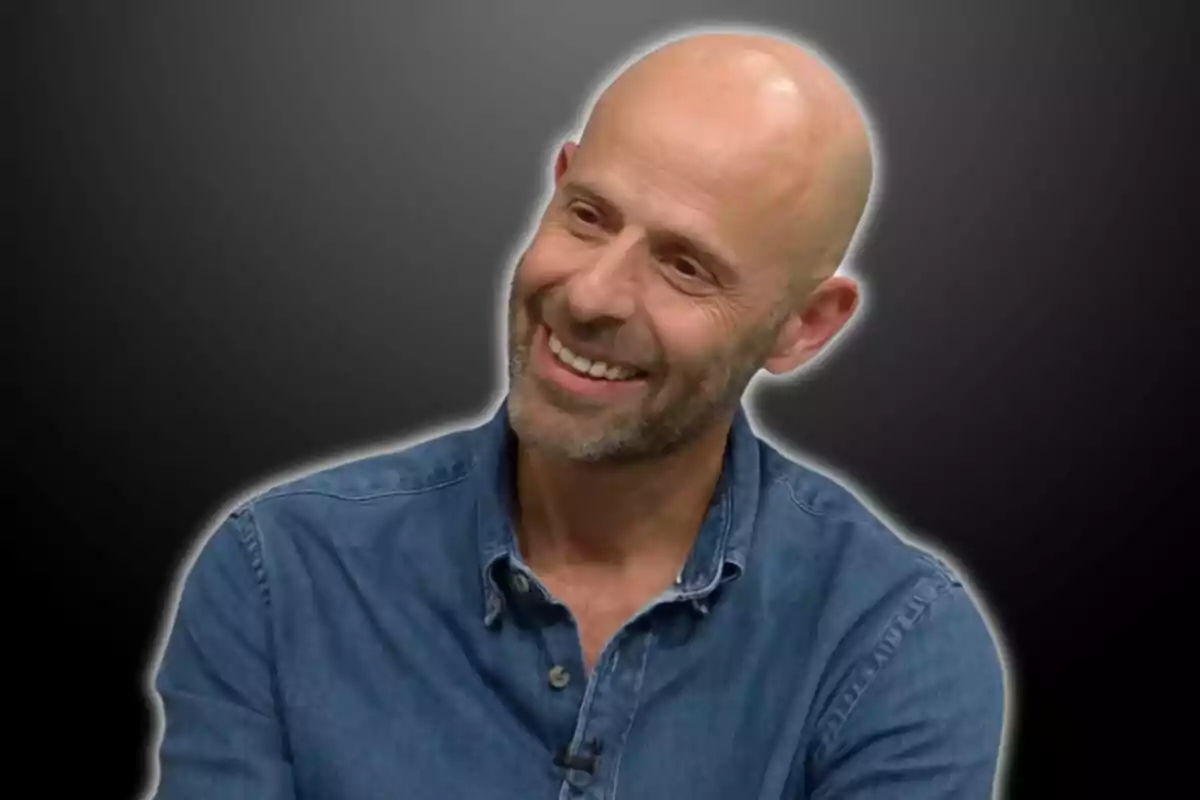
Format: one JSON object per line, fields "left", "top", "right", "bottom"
{"left": 530, "top": 325, "right": 649, "bottom": 399}
{"left": 547, "top": 330, "right": 645, "bottom": 381}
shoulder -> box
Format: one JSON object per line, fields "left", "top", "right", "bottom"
{"left": 750, "top": 437, "right": 1005, "bottom": 726}
{"left": 254, "top": 424, "right": 484, "bottom": 504}
{"left": 755, "top": 441, "right": 958, "bottom": 590}
{"left": 213, "top": 417, "right": 495, "bottom": 556}
{"left": 752, "top": 436, "right": 1000, "bottom": 667}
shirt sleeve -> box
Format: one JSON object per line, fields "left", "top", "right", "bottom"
{"left": 146, "top": 507, "right": 298, "bottom": 800}
{"left": 808, "top": 578, "right": 1008, "bottom": 799}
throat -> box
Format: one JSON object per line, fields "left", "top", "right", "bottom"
{"left": 539, "top": 567, "right": 674, "bottom": 673}
{"left": 508, "top": 415, "right": 734, "bottom": 669}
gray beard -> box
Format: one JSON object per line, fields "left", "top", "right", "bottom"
{"left": 505, "top": 288, "right": 778, "bottom": 465}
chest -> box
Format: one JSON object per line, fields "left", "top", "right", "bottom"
{"left": 270, "top": 539, "right": 829, "bottom": 800}
{"left": 279, "top": 586, "right": 817, "bottom": 800}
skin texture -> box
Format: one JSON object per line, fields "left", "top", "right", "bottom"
{"left": 502, "top": 33, "right": 875, "bottom": 660}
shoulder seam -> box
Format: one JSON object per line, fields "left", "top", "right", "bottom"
{"left": 230, "top": 506, "right": 272, "bottom": 608}
{"left": 776, "top": 475, "right": 825, "bottom": 516}
{"left": 812, "top": 571, "right": 960, "bottom": 764}
{"left": 255, "top": 467, "right": 475, "bottom": 505}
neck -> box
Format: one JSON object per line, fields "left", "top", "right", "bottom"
{"left": 513, "top": 416, "right": 734, "bottom": 578}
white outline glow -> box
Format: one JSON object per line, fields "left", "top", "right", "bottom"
{"left": 138, "top": 22, "right": 1014, "bottom": 799}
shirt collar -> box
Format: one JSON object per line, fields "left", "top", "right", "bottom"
{"left": 473, "top": 396, "right": 762, "bottom": 625}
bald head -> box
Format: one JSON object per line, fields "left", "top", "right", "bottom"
{"left": 580, "top": 33, "right": 874, "bottom": 287}
{"left": 507, "top": 32, "right": 875, "bottom": 461}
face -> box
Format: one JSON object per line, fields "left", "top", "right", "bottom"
{"left": 506, "top": 95, "right": 812, "bottom": 463}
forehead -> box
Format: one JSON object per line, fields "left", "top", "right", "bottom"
{"left": 568, "top": 92, "right": 813, "bottom": 270}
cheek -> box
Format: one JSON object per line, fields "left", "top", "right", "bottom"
{"left": 518, "top": 228, "right": 587, "bottom": 291}
{"left": 665, "top": 290, "right": 743, "bottom": 340}
{"left": 653, "top": 309, "right": 738, "bottom": 373}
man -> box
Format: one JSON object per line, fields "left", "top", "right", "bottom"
{"left": 145, "top": 29, "right": 1007, "bottom": 799}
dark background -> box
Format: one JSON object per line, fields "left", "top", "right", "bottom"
{"left": 12, "top": 1, "right": 1196, "bottom": 796}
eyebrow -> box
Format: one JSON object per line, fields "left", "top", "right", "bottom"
{"left": 561, "top": 180, "right": 741, "bottom": 282}
{"left": 562, "top": 181, "right": 624, "bottom": 226}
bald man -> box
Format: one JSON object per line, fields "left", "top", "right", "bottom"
{"left": 147, "top": 32, "right": 1006, "bottom": 800}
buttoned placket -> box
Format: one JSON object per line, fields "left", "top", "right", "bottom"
{"left": 472, "top": 399, "right": 759, "bottom": 799}
{"left": 549, "top": 597, "right": 664, "bottom": 799}
{"left": 493, "top": 559, "right": 701, "bottom": 799}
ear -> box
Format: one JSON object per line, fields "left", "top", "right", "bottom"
{"left": 554, "top": 140, "right": 578, "bottom": 184}
{"left": 762, "top": 276, "right": 860, "bottom": 375}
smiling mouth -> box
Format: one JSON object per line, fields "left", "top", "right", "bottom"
{"left": 546, "top": 331, "right": 645, "bottom": 382}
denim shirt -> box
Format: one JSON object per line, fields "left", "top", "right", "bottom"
{"left": 148, "top": 399, "right": 1006, "bottom": 799}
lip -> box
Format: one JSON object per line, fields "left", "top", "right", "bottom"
{"left": 531, "top": 325, "right": 648, "bottom": 400}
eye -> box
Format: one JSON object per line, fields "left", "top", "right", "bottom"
{"left": 568, "top": 202, "right": 602, "bottom": 227}
{"left": 669, "top": 257, "right": 703, "bottom": 279}
{"left": 658, "top": 250, "right": 717, "bottom": 293}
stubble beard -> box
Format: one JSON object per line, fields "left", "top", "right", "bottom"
{"left": 505, "top": 278, "right": 786, "bottom": 465}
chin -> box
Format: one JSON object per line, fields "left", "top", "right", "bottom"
{"left": 509, "top": 390, "right": 637, "bottom": 461}
{"left": 510, "top": 391, "right": 598, "bottom": 452}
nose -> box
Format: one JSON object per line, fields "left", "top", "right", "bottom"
{"left": 562, "top": 228, "right": 642, "bottom": 324}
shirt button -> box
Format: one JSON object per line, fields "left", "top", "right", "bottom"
{"left": 567, "top": 767, "right": 592, "bottom": 789}
{"left": 547, "top": 665, "right": 571, "bottom": 690}
{"left": 511, "top": 572, "right": 530, "bottom": 594}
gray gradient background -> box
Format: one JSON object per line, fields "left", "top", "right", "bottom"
{"left": 12, "top": 1, "right": 1197, "bottom": 796}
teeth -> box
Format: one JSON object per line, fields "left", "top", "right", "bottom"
{"left": 548, "top": 332, "right": 637, "bottom": 381}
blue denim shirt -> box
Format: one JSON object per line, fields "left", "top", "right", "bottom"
{"left": 148, "top": 399, "right": 1006, "bottom": 799}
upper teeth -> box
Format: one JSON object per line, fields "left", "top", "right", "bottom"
{"left": 548, "top": 333, "right": 638, "bottom": 380}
